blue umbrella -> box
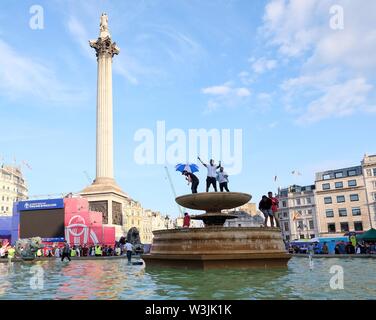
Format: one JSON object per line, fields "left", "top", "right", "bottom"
{"left": 175, "top": 163, "right": 199, "bottom": 173}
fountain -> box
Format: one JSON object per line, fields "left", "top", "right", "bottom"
{"left": 142, "top": 192, "right": 291, "bottom": 269}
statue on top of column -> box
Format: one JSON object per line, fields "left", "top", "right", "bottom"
{"left": 89, "top": 13, "right": 120, "bottom": 58}
{"left": 99, "top": 12, "right": 110, "bottom": 39}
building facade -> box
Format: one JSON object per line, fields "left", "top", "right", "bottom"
{"left": 362, "top": 154, "right": 376, "bottom": 229}
{"left": 278, "top": 185, "right": 318, "bottom": 241}
{"left": 0, "top": 165, "right": 28, "bottom": 216}
{"left": 315, "top": 166, "right": 371, "bottom": 237}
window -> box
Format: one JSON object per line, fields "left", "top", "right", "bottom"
{"left": 350, "top": 194, "right": 359, "bottom": 202}
{"left": 309, "top": 220, "right": 314, "bottom": 230}
{"left": 322, "top": 183, "right": 330, "bottom": 190}
{"left": 324, "top": 197, "right": 332, "bottom": 204}
{"left": 348, "top": 180, "right": 357, "bottom": 187}
{"left": 335, "top": 172, "right": 343, "bottom": 178}
{"left": 306, "top": 197, "right": 312, "bottom": 204}
{"left": 354, "top": 222, "right": 363, "bottom": 231}
{"left": 372, "top": 181, "right": 376, "bottom": 189}
{"left": 373, "top": 168, "right": 376, "bottom": 176}
{"left": 338, "top": 208, "right": 347, "bottom": 217}
{"left": 300, "top": 235, "right": 305, "bottom": 239}
{"left": 326, "top": 209, "right": 334, "bottom": 218}
{"left": 282, "top": 201, "right": 287, "bottom": 208}
{"left": 310, "top": 234, "right": 315, "bottom": 239}
{"left": 352, "top": 207, "right": 361, "bottom": 216}
{"left": 323, "top": 174, "right": 331, "bottom": 180}
{"left": 307, "top": 209, "right": 313, "bottom": 215}
{"left": 367, "top": 169, "right": 372, "bottom": 176}
{"left": 348, "top": 169, "right": 357, "bottom": 176}
{"left": 373, "top": 193, "right": 376, "bottom": 201}
{"left": 296, "top": 199, "right": 301, "bottom": 205}
{"left": 336, "top": 195, "right": 345, "bottom": 203}
{"left": 340, "top": 222, "right": 349, "bottom": 232}
{"left": 335, "top": 182, "right": 343, "bottom": 189}
{"left": 328, "top": 223, "right": 336, "bottom": 233}
{"left": 297, "top": 220, "right": 304, "bottom": 229}
{"left": 283, "top": 212, "right": 288, "bottom": 218}
{"left": 285, "top": 235, "right": 290, "bottom": 241}
{"left": 284, "top": 222, "right": 289, "bottom": 232}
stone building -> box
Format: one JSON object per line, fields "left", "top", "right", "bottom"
{"left": 315, "top": 166, "right": 371, "bottom": 237}
{"left": 278, "top": 185, "right": 318, "bottom": 241}
{"left": 362, "top": 154, "right": 376, "bottom": 228}
{"left": 0, "top": 165, "right": 28, "bottom": 216}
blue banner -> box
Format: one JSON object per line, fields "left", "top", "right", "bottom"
{"left": 42, "top": 237, "right": 65, "bottom": 242}
{"left": 17, "top": 199, "right": 64, "bottom": 211}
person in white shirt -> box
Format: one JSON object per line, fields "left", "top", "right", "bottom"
{"left": 198, "top": 157, "right": 221, "bottom": 192}
{"left": 54, "top": 247, "right": 60, "bottom": 258}
{"left": 125, "top": 241, "right": 134, "bottom": 263}
{"left": 217, "top": 167, "right": 230, "bottom": 192}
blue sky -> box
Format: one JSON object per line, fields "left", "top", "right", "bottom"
{"left": 1, "top": 0, "right": 375, "bottom": 217}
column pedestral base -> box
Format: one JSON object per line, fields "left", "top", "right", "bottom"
{"left": 81, "top": 177, "right": 128, "bottom": 198}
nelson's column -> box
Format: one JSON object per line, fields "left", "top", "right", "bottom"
{"left": 81, "top": 13, "right": 129, "bottom": 238}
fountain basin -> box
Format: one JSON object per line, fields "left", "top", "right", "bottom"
{"left": 142, "top": 227, "right": 291, "bottom": 269}
{"left": 176, "top": 192, "right": 252, "bottom": 226}
{"left": 176, "top": 192, "right": 251, "bottom": 213}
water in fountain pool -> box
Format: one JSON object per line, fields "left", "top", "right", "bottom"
{"left": 0, "top": 257, "right": 374, "bottom": 300}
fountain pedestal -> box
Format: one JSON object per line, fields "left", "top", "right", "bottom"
{"left": 142, "top": 192, "right": 291, "bottom": 269}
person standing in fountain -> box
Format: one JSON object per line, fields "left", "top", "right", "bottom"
{"left": 183, "top": 212, "right": 191, "bottom": 228}
{"left": 61, "top": 242, "right": 71, "bottom": 262}
{"left": 258, "top": 195, "right": 274, "bottom": 227}
{"left": 268, "top": 191, "right": 280, "bottom": 228}
{"left": 182, "top": 170, "right": 199, "bottom": 193}
{"left": 217, "top": 167, "right": 230, "bottom": 192}
{"left": 198, "top": 157, "right": 221, "bottom": 192}
{"left": 125, "top": 240, "right": 134, "bottom": 263}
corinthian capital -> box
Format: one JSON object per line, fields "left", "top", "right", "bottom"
{"left": 89, "top": 37, "right": 120, "bottom": 58}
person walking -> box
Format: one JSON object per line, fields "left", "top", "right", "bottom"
{"left": 217, "top": 167, "right": 230, "bottom": 192}
{"left": 268, "top": 191, "right": 280, "bottom": 228}
{"left": 183, "top": 170, "right": 199, "bottom": 194}
{"left": 198, "top": 157, "right": 221, "bottom": 192}
{"left": 258, "top": 195, "right": 274, "bottom": 227}
{"left": 61, "top": 242, "right": 71, "bottom": 262}
{"left": 7, "top": 246, "right": 16, "bottom": 262}
{"left": 125, "top": 240, "right": 134, "bottom": 263}
{"left": 183, "top": 212, "right": 191, "bottom": 228}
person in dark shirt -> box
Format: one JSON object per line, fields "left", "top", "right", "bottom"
{"left": 258, "top": 195, "right": 274, "bottom": 227}
{"left": 183, "top": 170, "right": 199, "bottom": 193}
{"left": 345, "top": 242, "right": 355, "bottom": 254}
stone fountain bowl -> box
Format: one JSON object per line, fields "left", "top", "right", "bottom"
{"left": 176, "top": 192, "right": 252, "bottom": 213}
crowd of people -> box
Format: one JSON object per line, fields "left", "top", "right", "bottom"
{"left": 0, "top": 239, "right": 137, "bottom": 263}
{"left": 287, "top": 240, "right": 376, "bottom": 255}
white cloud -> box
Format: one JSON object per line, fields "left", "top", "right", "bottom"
{"left": 297, "top": 78, "right": 372, "bottom": 124}
{"left": 0, "top": 39, "right": 87, "bottom": 105}
{"left": 201, "top": 82, "right": 251, "bottom": 113}
{"left": 202, "top": 84, "right": 232, "bottom": 95}
{"left": 251, "top": 57, "right": 277, "bottom": 73}
{"left": 261, "top": 0, "right": 376, "bottom": 123}
{"left": 236, "top": 88, "right": 251, "bottom": 97}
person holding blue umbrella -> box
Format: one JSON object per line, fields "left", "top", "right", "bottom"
{"left": 175, "top": 163, "right": 200, "bottom": 194}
